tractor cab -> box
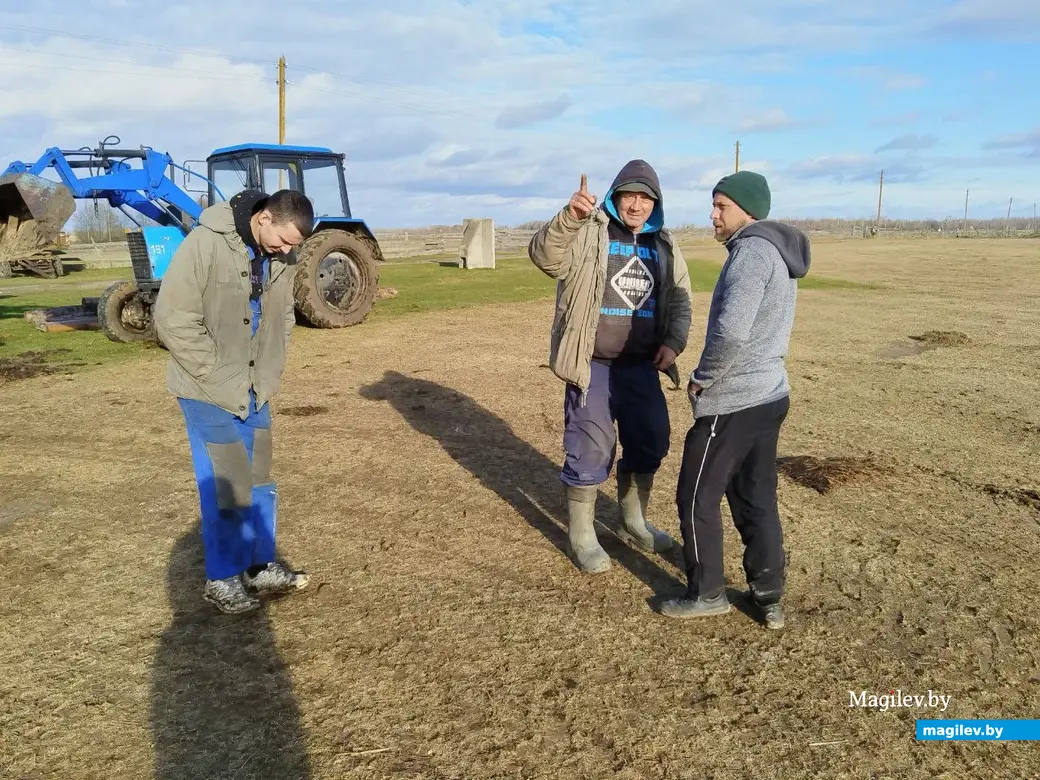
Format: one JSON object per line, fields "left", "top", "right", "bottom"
{"left": 204, "top": 144, "right": 352, "bottom": 220}
{"left": 199, "top": 143, "right": 382, "bottom": 330}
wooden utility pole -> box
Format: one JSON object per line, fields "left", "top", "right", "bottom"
{"left": 1007, "top": 197, "right": 1014, "bottom": 220}
{"left": 278, "top": 56, "right": 286, "bottom": 144}
{"left": 964, "top": 189, "right": 969, "bottom": 221}
{"left": 734, "top": 141, "right": 740, "bottom": 172}
{"left": 277, "top": 56, "right": 286, "bottom": 190}
{"left": 876, "top": 170, "right": 884, "bottom": 225}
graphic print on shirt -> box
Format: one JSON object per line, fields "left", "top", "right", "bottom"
{"left": 605, "top": 241, "right": 657, "bottom": 316}
{"left": 593, "top": 223, "right": 660, "bottom": 360}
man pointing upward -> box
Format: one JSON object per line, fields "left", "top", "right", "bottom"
{"left": 529, "top": 160, "right": 693, "bottom": 573}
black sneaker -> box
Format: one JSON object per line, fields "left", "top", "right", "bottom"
{"left": 203, "top": 576, "right": 261, "bottom": 614}
{"left": 243, "top": 562, "right": 310, "bottom": 596}
{"left": 659, "top": 593, "right": 731, "bottom": 619}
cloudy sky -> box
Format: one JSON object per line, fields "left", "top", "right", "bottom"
{"left": 1, "top": 0, "right": 1039, "bottom": 227}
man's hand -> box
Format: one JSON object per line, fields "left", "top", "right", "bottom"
{"left": 567, "top": 173, "right": 597, "bottom": 221}
{"left": 687, "top": 380, "right": 702, "bottom": 398}
{"left": 654, "top": 345, "right": 677, "bottom": 370}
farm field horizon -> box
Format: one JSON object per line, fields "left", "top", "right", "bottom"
{"left": 2, "top": 236, "right": 1038, "bottom": 778}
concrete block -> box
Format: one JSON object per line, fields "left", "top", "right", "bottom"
{"left": 458, "top": 218, "right": 495, "bottom": 269}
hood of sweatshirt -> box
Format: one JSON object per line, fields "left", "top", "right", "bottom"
{"left": 601, "top": 159, "right": 664, "bottom": 233}
{"left": 198, "top": 200, "right": 237, "bottom": 234}
{"left": 729, "top": 220, "right": 811, "bottom": 278}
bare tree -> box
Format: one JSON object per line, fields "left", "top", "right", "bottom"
{"left": 73, "top": 203, "right": 133, "bottom": 243}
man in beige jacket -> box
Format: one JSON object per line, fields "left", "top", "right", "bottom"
{"left": 529, "top": 160, "right": 693, "bottom": 573}
{"left": 154, "top": 189, "right": 313, "bottom": 614}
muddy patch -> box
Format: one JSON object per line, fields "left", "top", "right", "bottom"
{"left": 279, "top": 405, "right": 329, "bottom": 417}
{"left": 918, "top": 466, "right": 1040, "bottom": 513}
{"left": 777, "top": 455, "right": 881, "bottom": 494}
{"left": 878, "top": 330, "right": 970, "bottom": 358}
{"left": 981, "top": 484, "right": 1040, "bottom": 512}
{"left": 0, "top": 349, "right": 81, "bottom": 381}
{"left": 909, "top": 330, "right": 970, "bottom": 347}
{"left": 878, "top": 341, "right": 932, "bottom": 359}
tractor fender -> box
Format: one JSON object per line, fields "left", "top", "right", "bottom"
{"left": 312, "top": 218, "right": 384, "bottom": 263}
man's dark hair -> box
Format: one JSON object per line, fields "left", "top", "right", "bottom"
{"left": 264, "top": 189, "right": 314, "bottom": 239}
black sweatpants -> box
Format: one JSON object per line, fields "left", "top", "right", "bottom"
{"left": 675, "top": 396, "right": 790, "bottom": 603}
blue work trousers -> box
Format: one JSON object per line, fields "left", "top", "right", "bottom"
{"left": 179, "top": 391, "right": 277, "bottom": 581}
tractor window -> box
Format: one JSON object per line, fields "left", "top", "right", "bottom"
{"left": 209, "top": 156, "right": 252, "bottom": 202}
{"left": 302, "top": 158, "right": 346, "bottom": 218}
{"left": 262, "top": 160, "right": 301, "bottom": 195}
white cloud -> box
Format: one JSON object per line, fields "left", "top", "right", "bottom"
{"left": 870, "top": 112, "right": 923, "bottom": 128}
{"left": 737, "top": 109, "right": 810, "bottom": 133}
{"left": 937, "top": 0, "right": 1040, "bottom": 36}
{"left": 983, "top": 127, "right": 1040, "bottom": 157}
{"left": 495, "top": 95, "right": 572, "bottom": 129}
{"left": 849, "top": 66, "right": 927, "bottom": 91}
{"left": 0, "top": 0, "right": 1037, "bottom": 228}
{"left": 875, "top": 134, "right": 939, "bottom": 152}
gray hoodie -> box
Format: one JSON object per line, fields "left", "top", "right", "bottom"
{"left": 689, "top": 220, "right": 811, "bottom": 418}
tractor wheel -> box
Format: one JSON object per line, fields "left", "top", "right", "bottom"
{"left": 0, "top": 261, "right": 11, "bottom": 279}
{"left": 51, "top": 257, "right": 64, "bottom": 278}
{"left": 98, "top": 280, "right": 156, "bottom": 343}
{"left": 293, "top": 229, "right": 379, "bottom": 328}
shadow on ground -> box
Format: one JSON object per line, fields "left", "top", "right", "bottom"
{"left": 359, "top": 370, "right": 684, "bottom": 594}
{"left": 150, "top": 530, "right": 311, "bottom": 780}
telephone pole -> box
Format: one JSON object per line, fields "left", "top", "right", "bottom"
{"left": 278, "top": 56, "right": 286, "bottom": 145}
{"left": 734, "top": 140, "right": 740, "bottom": 172}
{"left": 876, "top": 169, "right": 884, "bottom": 226}
{"left": 963, "top": 189, "right": 969, "bottom": 222}
{"left": 278, "top": 56, "right": 286, "bottom": 189}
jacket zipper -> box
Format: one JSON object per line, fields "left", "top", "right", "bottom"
{"left": 580, "top": 219, "right": 609, "bottom": 407}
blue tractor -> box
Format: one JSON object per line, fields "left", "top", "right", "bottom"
{"left": 0, "top": 136, "right": 383, "bottom": 342}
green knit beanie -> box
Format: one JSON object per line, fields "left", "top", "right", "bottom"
{"left": 712, "top": 170, "right": 771, "bottom": 220}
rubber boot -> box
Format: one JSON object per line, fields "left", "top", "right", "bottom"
{"left": 616, "top": 470, "right": 675, "bottom": 553}
{"left": 566, "top": 485, "right": 611, "bottom": 573}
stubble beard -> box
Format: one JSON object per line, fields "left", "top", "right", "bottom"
{"left": 714, "top": 217, "right": 750, "bottom": 243}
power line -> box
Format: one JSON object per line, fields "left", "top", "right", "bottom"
{"left": 285, "top": 80, "right": 492, "bottom": 121}
{"left": 287, "top": 63, "right": 492, "bottom": 110}
{"left": 0, "top": 55, "right": 491, "bottom": 124}
{"left": 0, "top": 21, "right": 271, "bottom": 67}
{"left": 0, "top": 21, "right": 496, "bottom": 115}
{"left": 0, "top": 43, "right": 268, "bottom": 80}
{"left": 0, "top": 57, "right": 268, "bottom": 84}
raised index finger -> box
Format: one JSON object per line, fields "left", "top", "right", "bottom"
{"left": 580, "top": 173, "right": 588, "bottom": 193}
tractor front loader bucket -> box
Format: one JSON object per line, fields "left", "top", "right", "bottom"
{"left": 0, "top": 173, "right": 76, "bottom": 265}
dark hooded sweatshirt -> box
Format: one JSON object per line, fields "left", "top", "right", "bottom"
{"left": 593, "top": 160, "right": 667, "bottom": 361}
{"left": 229, "top": 189, "right": 270, "bottom": 302}
{"left": 690, "top": 220, "right": 811, "bottom": 418}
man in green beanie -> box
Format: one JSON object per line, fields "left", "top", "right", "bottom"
{"left": 661, "top": 170, "right": 810, "bottom": 629}
{"left": 710, "top": 170, "right": 772, "bottom": 223}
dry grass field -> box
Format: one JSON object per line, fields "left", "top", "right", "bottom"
{"left": 1, "top": 236, "right": 1038, "bottom": 779}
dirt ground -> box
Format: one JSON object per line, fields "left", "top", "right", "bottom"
{"left": 1, "top": 237, "right": 1038, "bottom": 779}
